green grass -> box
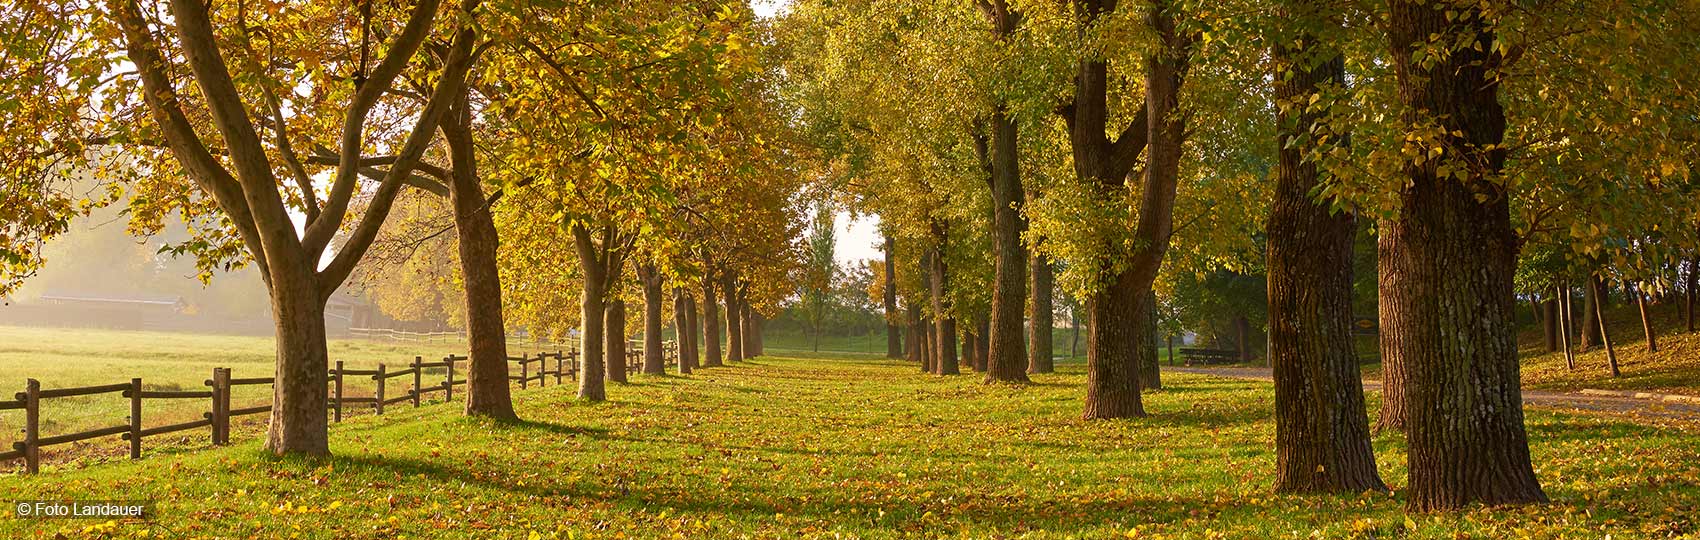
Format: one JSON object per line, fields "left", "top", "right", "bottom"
{"left": 1, "top": 355, "right": 1696, "bottom": 539}
{"left": 0, "top": 325, "right": 567, "bottom": 456}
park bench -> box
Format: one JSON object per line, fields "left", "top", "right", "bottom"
{"left": 1179, "top": 348, "right": 1240, "bottom": 366}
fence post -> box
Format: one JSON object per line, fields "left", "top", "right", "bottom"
{"left": 555, "top": 350, "right": 565, "bottom": 385}
{"left": 534, "top": 353, "right": 545, "bottom": 388}
{"left": 333, "top": 360, "right": 345, "bottom": 423}
{"left": 375, "top": 363, "right": 387, "bottom": 415}
{"left": 128, "top": 378, "right": 143, "bottom": 459}
{"left": 214, "top": 368, "right": 231, "bottom": 445}
{"left": 412, "top": 356, "right": 423, "bottom": 407}
{"left": 519, "top": 355, "right": 529, "bottom": 390}
{"left": 444, "top": 356, "right": 455, "bottom": 401}
{"left": 20, "top": 379, "right": 40, "bottom": 474}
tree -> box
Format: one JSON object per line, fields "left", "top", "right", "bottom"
{"left": 1383, "top": 0, "right": 1546, "bottom": 510}
{"left": 800, "top": 203, "right": 838, "bottom": 352}
{"left": 1265, "top": 0, "right": 1384, "bottom": 494}
{"left": 103, "top": 0, "right": 479, "bottom": 454}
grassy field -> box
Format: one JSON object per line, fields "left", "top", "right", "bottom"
{"left": 1, "top": 353, "right": 1697, "bottom": 539}
{"left": 0, "top": 325, "right": 569, "bottom": 462}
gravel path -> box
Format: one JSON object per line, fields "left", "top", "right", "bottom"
{"left": 1169, "top": 366, "right": 1700, "bottom": 424}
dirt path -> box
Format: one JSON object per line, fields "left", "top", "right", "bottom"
{"left": 1169, "top": 366, "right": 1700, "bottom": 424}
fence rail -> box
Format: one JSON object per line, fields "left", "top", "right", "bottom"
{"left": 0, "top": 338, "right": 678, "bottom": 474}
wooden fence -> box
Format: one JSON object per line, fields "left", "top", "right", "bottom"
{"left": 2, "top": 340, "right": 675, "bottom": 474}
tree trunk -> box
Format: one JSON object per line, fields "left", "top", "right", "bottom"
{"left": 965, "top": 331, "right": 979, "bottom": 373}
{"left": 1686, "top": 258, "right": 1697, "bottom": 332}
{"left": 985, "top": 108, "right": 1030, "bottom": 383}
{"left": 1387, "top": 0, "right": 1547, "bottom": 510}
{"left": 1559, "top": 285, "right": 1576, "bottom": 370}
{"left": 1080, "top": 0, "right": 1191, "bottom": 419}
{"left": 1580, "top": 274, "right": 1603, "bottom": 349}
{"left": 1136, "top": 290, "right": 1161, "bottom": 391}
{"left": 927, "top": 225, "right": 959, "bottom": 375}
{"left": 924, "top": 322, "right": 937, "bottom": 373}
{"left": 441, "top": 97, "right": 515, "bottom": 420}
{"left": 1070, "top": 306, "right": 1080, "bottom": 360}
{"left": 1540, "top": 294, "right": 1560, "bottom": 353}
{"left": 723, "top": 273, "right": 744, "bottom": 363}
{"left": 976, "top": 319, "right": 991, "bottom": 373}
{"left": 1374, "top": 225, "right": 1406, "bottom": 433}
{"left": 1029, "top": 252, "right": 1055, "bottom": 374}
{"left": 673, "top": 289, "right": 693, "bottom": 374}
{"left": 1234, "top": 315, "right": 1252, "bottom": 363}
{"left": 571, "top": 224, "right": 608, "bottom": 401}
{"left": 1595, "top": 278, "right": 1621, "bottom": 377}
{"left": 640, "top": 267, "right": 666, "bottom": 375}
{"left": 906, "top": 303, "right": 924, "bottom": 366}
{"left": 1085, "top": 271, "right": 1147, "bottom": 418}
{"left": 740, "top": 286, "right": 758, "bottom": 358}
{"left": 1266, "top": 21, "right": 1383, "bottom": 492}
{"left": 701, "top": 276, "right": 722, "bottom": 368}
{"left": 265, "top": 286, "right": 331, "bottom": 455}
{"left": 1636, "top": 284, "right": 1657, "bottom": 353}
{"left": 684, "top": 292, "right": 701, "bottom": 370}
{"left": 605, "top": 299, "right": 628, "bottom": 383}
{"left": 751, "top": 312, "right": 765, "bottom": 357}
{"left": 884, "top": 233, "right": 903, "bottom": 358}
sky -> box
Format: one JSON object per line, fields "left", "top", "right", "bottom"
{"left": 749, "top": 0, "right": 880, "bottom": 267}
{"left": 834, "top": 213, "right": 883, "bottom": 266}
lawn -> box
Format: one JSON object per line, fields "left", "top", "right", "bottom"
{"left": 1, "top": 355, "right": 1695, "bottom": 539}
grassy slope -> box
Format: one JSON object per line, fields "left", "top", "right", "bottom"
{"left": 1, "top": 356, "right": 1696, "bottom": 539}
{"left": 1516, "top": 299, "right": 1700, "bottom": 396}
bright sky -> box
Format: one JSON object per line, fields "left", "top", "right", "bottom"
{"left": 750, "top": 0, "right": 787, "bottom": 18}
{"left": 835, "top": 213, "right": 883, "bottom": 266}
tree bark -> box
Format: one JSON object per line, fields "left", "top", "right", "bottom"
{"left": 905, "top": 302, "right": 924, "bottom": 365}
{"left": 640, "top": 266, "right": 666, "bottom": 375}
{"left": 740, "top": 284, "right": 758, "bottom": 358}
{"left": 1029, "top": 252, "right": 1055, "bottom": 374}
{"left": 1580, "top": 274, "right": 1603, "bottom": 349}
{"left": 1687, "top": 257, "right": 1697, "bottom": 332}
{"left": 265, "top": 287, "right": 331, "bottom": 454}
{"left": 985, "top": 107, "right": 1030, "bottom": 383}
{"left": 1559, "top": 285, "right": 1576, "bottom": 370}
{"left": 1595, "top": 278, "right": 1621, "bottom": 377}
{"left": 605, "top": 299, "right": 628, "bottom": 383}
{"left": 684, "top": 291, "right": 701, "bottom": 370}
{"left": 1234, "top": 315, "right": 1253, "bottom": 363}
{"left": 701, "top": 276, "right": 722, "bottom": 367}
{"left": 1374, "top": 225, "right": 1406, "bottom": 433}
{"left": 1136, "top": 291, "right": 1162, "bottom": 391}
{"left": 571, "top": 223, "right": 609, "bottom": 401}
{"left": 1085, "top": 273, "right": 1146, "bottom": 418}
{"left": 1540, "top": 294, "right": 1560, "bottom": 353}
{"left": 1636, "top": 284, "right": 1657, "bottom": 353}
{"left": 723, "top": 273, "right": 744, "bottom": 362}
{"left": 673, "top": 289, "right": 693, "bottom": 374}
{"left": 884, "top": 233, "right": 903, "bottom": 359}
{"left": 441, "top": 92, "right": 515, "bottom": 420}
{"left": 927, "top": 224, "right": 959, "bottom": 375}
{"left": 1387, "top": 0, "right": 1547, "bottom": 510}
{"left": 1266, "top": 19, "right": 1384, "bottom": 492}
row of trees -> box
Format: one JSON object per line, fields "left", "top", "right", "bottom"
{"left": 2, "top": 0, "right": 808, "bottom": 456}
{"left": 777, "top": 0, "right": 1697, "bottom": 512}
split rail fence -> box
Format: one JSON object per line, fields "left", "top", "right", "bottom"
{"left": 1, "top": 339, "right": 675, "bottom": 474}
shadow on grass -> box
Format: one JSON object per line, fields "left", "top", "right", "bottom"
{"left": 324, "top": 451, "right": 1218, "bottom": 532}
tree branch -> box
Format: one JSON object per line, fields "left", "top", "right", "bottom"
{"left": 303, "top": 0, "right": 449, "bottom": 259}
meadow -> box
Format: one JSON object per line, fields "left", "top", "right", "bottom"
{"left": 0, "top": 350, "right": 1695, "bottom": 538}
